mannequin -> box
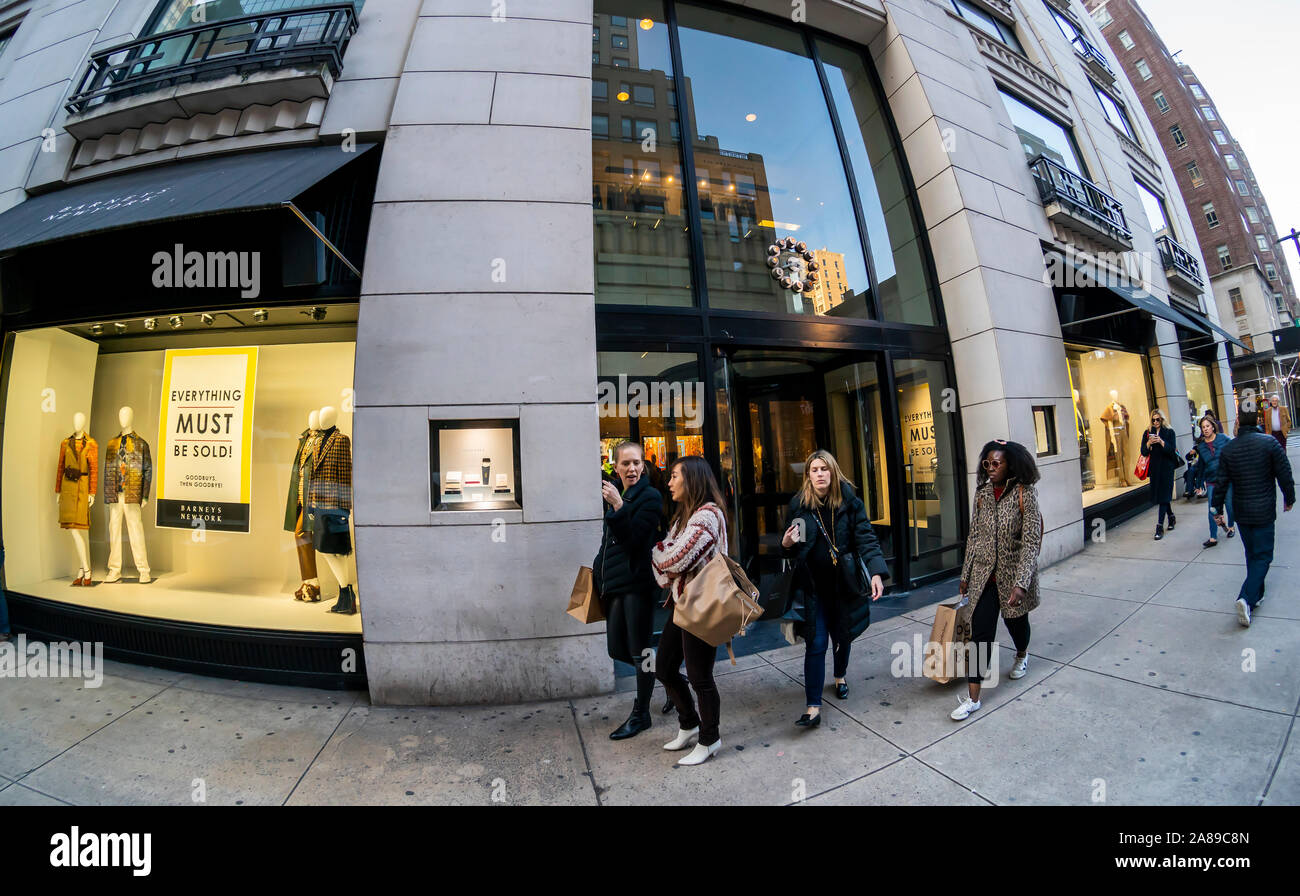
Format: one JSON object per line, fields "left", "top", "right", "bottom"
{"left": 55, "top": 412, "right": 98, "bottom": 586}
{"left": 307, "top": 405, "right": 358, "bottom": 615}
{"left": 104, "top": 407, "right": 153, "bottom": 584}
{"left": 286, "top": 410, "right": 322, "bottom": 601}
{"left": 1073, "top": 389, "right": 1094, "bottom": 491}
{"left": 1099, "top": 389, "right": 1131, "bottom": 487}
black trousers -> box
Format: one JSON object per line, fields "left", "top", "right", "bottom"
{"left": 606, "top": 588, "right": 656, "bottom": 709}
{"left": 968, "top": 579, "right": 1030, "bottom": 684}
{"left": 656, "top": 603, "right": 720, "bottom": 746}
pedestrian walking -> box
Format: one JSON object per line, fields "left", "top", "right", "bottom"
{"left": 780, "top": 450, "right": 887, "bottom": 728}
{"left": 1194, "top": 415, "right": 1234, "bottom": 547}
{"left": 1141, "top": 409, "right": 1181, "bottom": 540}
{"left": 594, "top": 440, "right": 666, "bottom": 741}
{"left": 651, "top": 456, "right": 729, "bottom": 766}
{"left": 951, "top": 440, "right": 1043, "bottom": 721}
{"left": 1213, "top": 409, "right": 1295, "bottom": 627}
{"left": 1263, "top": 395, "right": 1291, "bottom": 452}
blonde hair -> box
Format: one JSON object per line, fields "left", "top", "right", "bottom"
{"left": 797, "top": 450, "right": 855, "bottom": 512}
{"left": 611, "top": 439, "right": 643, "bottom": 463}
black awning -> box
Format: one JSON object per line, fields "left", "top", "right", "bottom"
{"left": 1107, "top": 281, "right": 1212, "bottom": 335}
{"left": 0, "top": 142, "right": 376, "bottom": 254}
{"left": 1196, "top": 314, "right": 1249, "bottom": 352}
{"left": 1048, "top": 250, "right": 1213, "bottom": 336}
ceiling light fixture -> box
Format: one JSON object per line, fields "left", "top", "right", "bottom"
{"left": 114, "top": 322, "right": 128, "bottom": 334}
{"left": 144, "top": 318, "right": 158, "bottom": 331}
{"left": 200, "top": 313, "right": 215, "bottom": 326}
{"left": 89, "top": 323, "right": 104, "bottom": 336}
{"left": 169, "top": 315, "right": 183, "bottom": 330}
{"left": 253, "top": 309, "right": 269, "bottom": 323}
{"left": 306, "top": 306, "right": 327, "bottom": 322}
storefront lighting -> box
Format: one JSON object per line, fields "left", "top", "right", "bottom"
{"left": 306, "top": 306, "right": 327, "bottom": 321}
{"left": 616, "top": 91, "right": 630, "bottom": 102}
{"left": 253, "top": 309, "right": 269, "bottom": 323}
{"left": 114, "top": 322, "right": 128, "bottom": 334}
{"left": 89, "top": 323, "right": 103, "bottom": 336}
{"left": 200, "top": 313, "right": 215, "bottom": 326}
{"left": 728, "top": 184, "right": 736, "bottom": 191}
{"left": 639, "top": 18, "right": 654, "bottom": 30}
{"left": 169, "top": 316, "right": 184, "bottom": 330}
{"left": 143, "top": 318, "right": 158, "bottom": 331}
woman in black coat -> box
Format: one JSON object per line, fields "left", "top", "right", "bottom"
{"left": 1141, "top": 408, "right": 1181, "bottom": 540}
{"left": 594, "top": 440, "right": 666, "bottom": 740}
{"left": 781, "top": 450, "right": 888, "bottom": 728}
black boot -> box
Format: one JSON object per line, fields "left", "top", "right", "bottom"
{"left": 609, "top": 701, "right": 651, "bottom": 740}
{"left": 1167, "top": 511, "right": 1176, "bottom": 531}
{"left": 329, "top": 584, "right": 358, "bottom": 615}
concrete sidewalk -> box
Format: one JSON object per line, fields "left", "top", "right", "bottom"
{"left": 2, "top": 451, "right": 1297, "bottom": 806}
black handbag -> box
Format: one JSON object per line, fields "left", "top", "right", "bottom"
{"left": 310, "top": 507, "right": 352, "bottom": 555}
{"left": 760, "top": 559, "right": 799, "bottom": 618}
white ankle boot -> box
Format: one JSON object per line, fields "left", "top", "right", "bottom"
{"left": 678, "top": 739, "right": 721, "bottom": 766}
{"left": 663, "top": 726, "right": 699, "bottom": 751}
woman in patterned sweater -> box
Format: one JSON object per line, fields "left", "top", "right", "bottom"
{"left": 652, "top": 456, "right": 729, "bottom": 767}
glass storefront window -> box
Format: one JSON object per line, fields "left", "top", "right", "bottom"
{"left": 893, "top": 358, "right": 961, "bottom": 578}
{"left": 1, "top": 305, "right": 361, "bottom": 633}
{"left": 1182, "top": 362, "right": 1218, "bottom": 429}
{"left": 596, "top": 350, "right": 705, "bottom": 485}
{"left": 593, "top": 1, "right": 693, "bottom": 307}
{"left": 431, "top": 420, "right": 522, "bottom": 511}
{"left": 1066, "top": 345, "right": 1156, "bottom": 507}
{"left": 818, "top": 39, "right": 936, "bottom": 326}
{"left": 675, "top": 4, "right": 874, "bottom": 318}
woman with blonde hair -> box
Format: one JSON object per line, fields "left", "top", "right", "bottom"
{"left": 781, "top": 450, "right": 888, "bottom": 728}
{"left": 651, "top": 456, "right": 730, "bottom": 766}
{"left": 1141, "top": 408, "right": 1182, "bottom": 540}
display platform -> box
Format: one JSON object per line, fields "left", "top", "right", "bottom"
{"left": 21, "top": 572, "right": 361, "bottom": 634}
{"left": 1083, "top": 481, "right": 1147, "bottom": 509}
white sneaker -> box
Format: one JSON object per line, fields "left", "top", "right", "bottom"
{"left": 1235, "top": 598, "right": 1251, "bottom": 628}
{"left": 103, "top": 573, "right": 122, "bottom": 584}
{"left": 1009, "top": 655, "right": 1029, "bottom": 680}
{"left": 139, "top": 573, "right": 152, "bottom": 585}
{"left": 678, "top": 739, "right": 721, "bottom": 766}
{"left": 950, "top": 696, "right": 982, "bottom": 721}
{"left": 663, "top": 726, "right": 699, "bottom": 751}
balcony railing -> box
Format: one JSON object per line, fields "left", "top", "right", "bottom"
{"left": 1069, "top": 32, "right": 1114, "bottom": 76}
{"left": 66, "top": 3, "right": 358, "bottom": 115}
{"left": 1156, "top": 234, "right": 1204, "bottom": 289}
{"left": 1030, "top": 154, "right": 1131, "bottom": 242}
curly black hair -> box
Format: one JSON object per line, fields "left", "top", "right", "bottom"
{"left": 976, "top": 439, "right": 1041, "bottom": 488}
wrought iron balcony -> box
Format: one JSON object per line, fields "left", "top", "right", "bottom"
{"left": 1029, "top": 154, "right": 1131, "bottom": 248}
{"left": 65, "top": 3, "right": 358, "bottom": 115}
{"left": 1070, "top": 33, "right": 1113, "bottom": 75}
{"left": 1155, "top": 234, "right": 1204, "bottom": 294}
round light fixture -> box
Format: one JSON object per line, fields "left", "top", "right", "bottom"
{"left": 200, "top": 313, "right": 215, "bottom": 326}
{"left": 89, "top": 323, "right": 104, "bottom": 336}
{"left": 745, "top": 113, "right": 757, "bottom": 122}
{"left": 169, "top": 315, "right": 183, "bottom": 330}
{"left": 253, "top": 309, "right": 269, "bottom": 323}
{"left": 114, "top": 322, "right": 128, "bottom": 334}
{"left": 143, "top": 318, "right": 158, "bottom": 331}
{"left": 616, "top": 91, "right": 630, "bottom": 102}
{"left": 639, "top": 18, "right": 654, "bottom": 30}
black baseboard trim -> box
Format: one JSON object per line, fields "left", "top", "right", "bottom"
{"left": 5, "top": 591, "right": 366, "bottom": 690}
{"left": 1082, "top": 483, "right": 1153, "bottom": 540}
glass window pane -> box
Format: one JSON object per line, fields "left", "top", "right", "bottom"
{"left": 593, "top": 1, "right": 693, "bottom": 307}
{"left": 823, "top": 360, "right": 894, "bottom": 561}
{"left": 597, "top": 351, "right": 704, "bottom": 480}
{"left": 675, "top": 5, "right": 874, "bottom": 319}
{"left": 999, "top": 89, "right": 1086, "bottom": 176}
{"left": 1066, "top": 346, "right": 1155, "bottom": 507}
{"left": 893, "top": 358, "right": 962, "bottom": 577}
{"left": 1135, "top": 180, "right": 1170, "bottom": 239}
{"left": 148, "top": 0, "right": 362, "bottom": 35}
{"left": 819, "top": 40, "right": 936, "bottom": 326}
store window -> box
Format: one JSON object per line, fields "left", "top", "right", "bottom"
{"left": 1, "top": 305, "right": 361, "bottom": 634}
{"left": 893, "top": 358, "right": 961, "bottom": 578}
{"left": 999, "top": 89, "right": 1086, "bottom": 176}
{"left": 1181, "top": 363, "right": 1218, "bottom": 429}
{"left": 597, "top": 350, "right": 704, "bottom": 482}
{"left": 431, "top": 420, "right": 522, "bottom": 511}
{"left": 1032, "top": 406, "right": 1058, "bottom": 457}
{"left": 675, "top": 5, "right": 874, "bottom": 319}
{"left": 1065, "top": 345, "right": 1156, "bottom": 507}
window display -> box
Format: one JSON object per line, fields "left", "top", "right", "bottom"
{"left": 431, "top": 420, "right": 521, "bottom": 510}
{"left": 1, "top": 305, "right": 361, "bottom": 633}
{"left": 1182, "top": 362, "right": 1218, "bottom": 429}
{"left": 1065, "top": 345, "right": 1156, "bottom": 507}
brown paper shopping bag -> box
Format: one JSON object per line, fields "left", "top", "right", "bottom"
{"left": 922, "top": 598, "right": 972, "bottom": 684}
{"left": 565, "top": 566, "right": 605, "bottom": 624}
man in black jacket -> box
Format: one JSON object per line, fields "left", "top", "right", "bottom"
{"left": 1214, "top": 409, "right": 1295, "bottom": 627}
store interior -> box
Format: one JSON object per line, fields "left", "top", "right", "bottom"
{"left": 1067, "top": 345, "right": 1155, "bottom": 508}
{"left": 1, "top": 305, "right": 360, "bottom": 633}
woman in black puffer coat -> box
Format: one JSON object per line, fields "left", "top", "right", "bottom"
{"left": 782, "top": 450, "right": 888, "bottom": 728}
{"left": 594, "top": 440, "right": 665, "bottom": 741}
{"left": 1141, "top": 408, "right": 1182, "bottom": 540}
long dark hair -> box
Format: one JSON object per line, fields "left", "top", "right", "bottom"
{"left": 667, "top": 455, "right": 727, "bottom": 532}
{"left": 975, "top": 439, "right": 1040, "bottom": 489}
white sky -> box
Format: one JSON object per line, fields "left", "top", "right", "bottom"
{"left": 1127, "top": 0, "right": 1300, "bottom": 291}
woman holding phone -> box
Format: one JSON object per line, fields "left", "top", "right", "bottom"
{"left": 1141, "top": 409, "right": 1181, "bottom": 540}
{"left": 781, "top": 450, "right": 888, "bottom": 728}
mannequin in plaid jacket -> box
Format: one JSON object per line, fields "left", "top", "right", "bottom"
{"left": 308, "top": 405, "right": 358, "bottom": 615}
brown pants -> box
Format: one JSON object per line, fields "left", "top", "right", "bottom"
{"left": 1272, "top": 432, "right": 1288, "bottom": 452}
{"left": 295, "top": 508, "right": 317, "bottom": 579}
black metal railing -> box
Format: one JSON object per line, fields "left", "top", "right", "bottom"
{"left": 1070, "top": 33, "right": 1114, "bottom": 75}
{"left": 1029, "top": 155, "right": 1131, "bottom": 241}
{"left": 66, "top": 3, "right": 358, "bottom": 115}
{"left": 1155, "top": 234, "right": 1203, "bottom": 288}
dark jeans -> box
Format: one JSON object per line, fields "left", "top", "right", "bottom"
{"left": 1157, "top": 502, "right": 1174, "bottom": 527}
{"left": 804, "top": 595, "right": 849, "bottom": 707}
{"left": 606, "top": 588, "right": 656, "bottom": 709}
{"left": 1236, "top": 521, "right": 1275, "bottom": 608}
{"left": 968, "top": 580, "right": 1030, "bottom": 684}
{"left": 656, "top": 604, "right": 720, "bottom": 746}
{"left": 1206, "top": 483, "right": 1234, "bottom": 539}
{"left": 0, "top": 589, "right": 8, "bottom": 635}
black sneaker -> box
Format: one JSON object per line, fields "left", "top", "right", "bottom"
{"left": 1154, "top": 525, "right": 1164, "bottom": 541}
{"left": 1167, "top": 513, "right": 1177, "bottom": 531}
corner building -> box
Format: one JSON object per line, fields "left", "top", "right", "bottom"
{"left": 0, "top": 0, "right": 1237, "bottom": 704}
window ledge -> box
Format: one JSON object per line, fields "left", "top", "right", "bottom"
{"left": 958, "top": 16, "right": 1071, "bottom": 114}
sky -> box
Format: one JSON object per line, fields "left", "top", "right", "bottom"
{"left": 1131, "top": 0, "right": 1300, "bottom": 291}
